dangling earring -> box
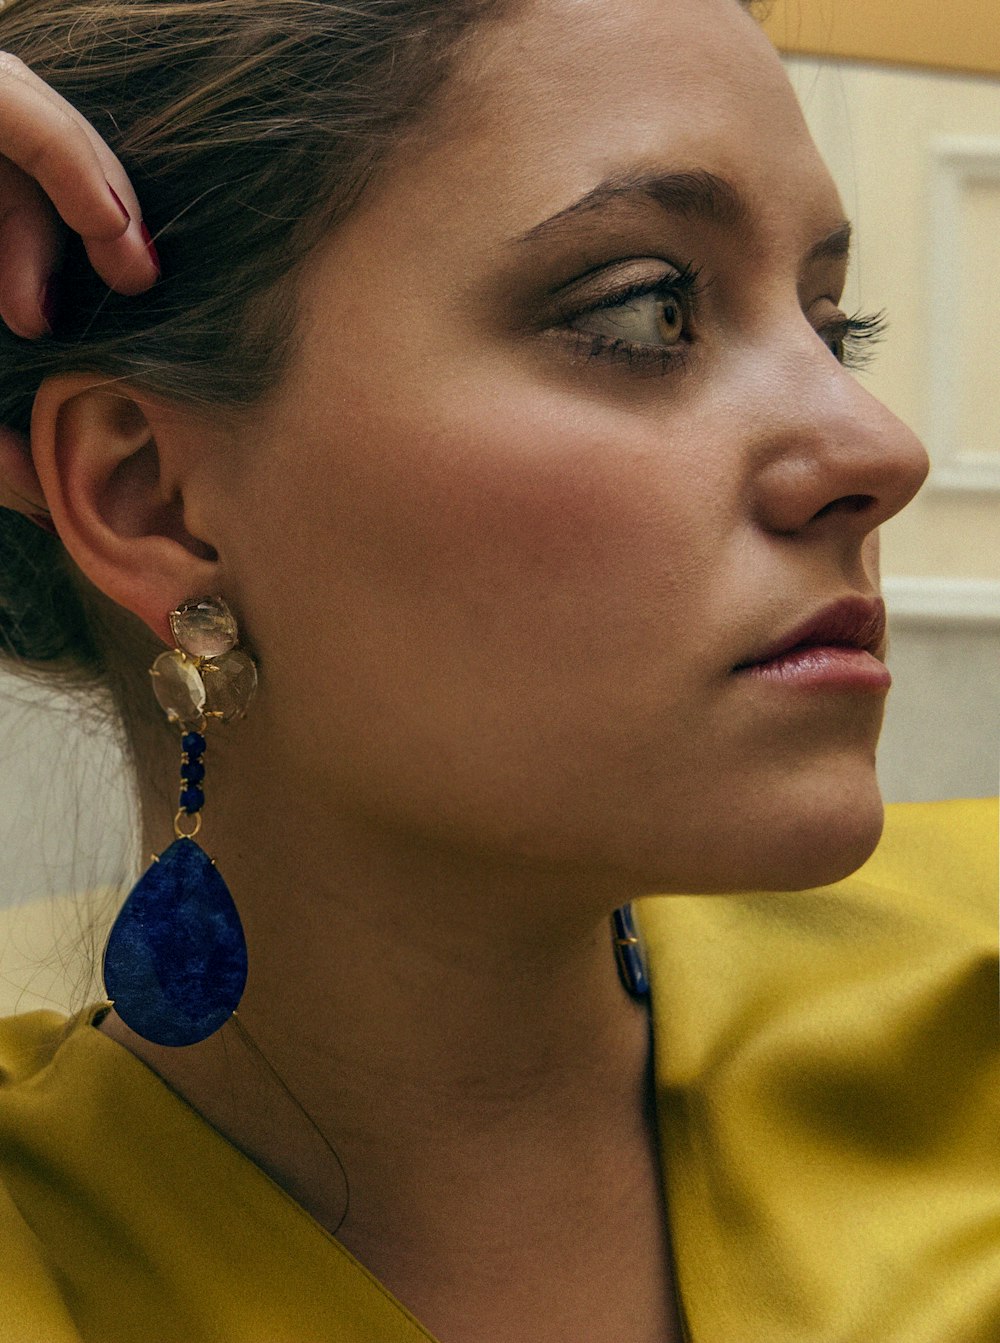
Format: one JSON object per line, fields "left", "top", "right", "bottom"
{"left": 103, "top": 596, "right": 258, "bottom": 1047}
{"left": 612, "top": 903, "right": 649, "bottom": 998}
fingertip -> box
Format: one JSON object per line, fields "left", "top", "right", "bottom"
{"left": 79, "top": 181, "right": 135, "bottom": 245}
{"left": 139, "top": 221, "right": 161, "bottom": 279}
{"left": 39, "top": 275, "right": 59, "bottom": 334}
{"left": 107, "top": 183, "right": 131, "bottom": 225}
{"left": 0, "top": 299, "right": 45, "bottom": 341}
{"left": 83, "top": 234, "right": 160, "bottom": 296}
{"left": 0, "top": 198, "right": 61, "bottom": 341}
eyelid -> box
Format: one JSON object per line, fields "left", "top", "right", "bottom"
{"left": 556, "top": 272, "right": 705, "bottom": 355}
{"left": 550, "top": 257, "right": 700, "bottom": 316}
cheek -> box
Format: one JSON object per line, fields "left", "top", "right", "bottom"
{"left": 264, "top": 378, "right": 719, "bottom": 682}
{"left": 235, "top": 372, "right": 732, "bottom": 848}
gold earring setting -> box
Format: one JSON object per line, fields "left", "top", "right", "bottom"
{"left": 102, "top": 596, "right": 257, "bottom": 1047}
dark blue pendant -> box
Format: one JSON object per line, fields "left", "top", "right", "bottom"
{"left": 103, "top": 837, "right": 248, "bottom": 1047}
{"left": 612, "top": 903, "right": 649, "bottom": 998}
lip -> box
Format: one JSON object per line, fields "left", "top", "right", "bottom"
{"left": 730, "top": 596, "right": 885, "bottom": 687}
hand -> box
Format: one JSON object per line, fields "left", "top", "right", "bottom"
{"left": 0, "top": 50, "right": 159, "bottom": 342}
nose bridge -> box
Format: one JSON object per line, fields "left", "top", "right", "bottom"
{"left": 746, "top": 336, "right": 930, "bottom": 539}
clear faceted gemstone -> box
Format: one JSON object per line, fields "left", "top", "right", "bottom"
{"left": 151, "top": 650, "right": 206, "bottom": 724}
{"left": 170, "top": 596, "right": 238, "bottom": 659}
{"left": 203, "top": 649, "right": 258, "bottom": 723}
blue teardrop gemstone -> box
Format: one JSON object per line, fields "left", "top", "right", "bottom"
{"left": 104, "top": 837, "right": 248, "bottom": 1047}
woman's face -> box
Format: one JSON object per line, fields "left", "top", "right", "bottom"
{"left": 209, "top": 0, "right": 929, "bottom": 894}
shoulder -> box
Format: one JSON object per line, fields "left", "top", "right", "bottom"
{"left": 854, "top": 795, "right": 997, "bottom": 920}
{"left": 638, "top": 796, "right": 998, "bottom": 1094}
{"left": 0, "top": 1004, "right": 74, "bottom": 1080}
{"left": 0, "top": 1009, "right": 87, "bottom": 1343}
{"left": 0, "top": 1005, "right": 441, "bottom": 1342}
{"left": 639, "top": 796, "right": 998, "bottom": 968}
{"left": 641, "top": 799, "right": 1000, "bottom": 1343}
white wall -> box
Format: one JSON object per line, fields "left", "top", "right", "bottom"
{"left": 880, "top": 582, "right": 999, "bottom": 801}
{"left": 783, "top": 56, "right": 1000, "bottom": 580}
{"left": 784, "top": 54, "right": 1000, "bottom": 804}
{"left": 0, "top": 677, "right": 135, "bottom": 905}
{"left": 0, "top": 676, "right": 130, "bottom": 1013}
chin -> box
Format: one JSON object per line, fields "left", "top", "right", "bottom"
{"left": 630, "top": 758, "right": 888, "bottom": 896}
{"left": 733, "top": 765, "right": 888, "bottom": 894}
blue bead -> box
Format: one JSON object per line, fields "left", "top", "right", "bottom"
{"left": 180, "top": 759, "right": 206, "bottom": 785}
{"left": 179, "top": 786, "right": 205, "bottom": 813}
{"left": 103, "top": 837, "right": 247, "bottom": 1047}
{"left": 181, "top": 731, "right": 206, "bottom": 758}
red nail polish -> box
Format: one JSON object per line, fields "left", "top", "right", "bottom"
{"left": 108, "top": 183, "right": 131, "bottom": 224}
{"left": 139, "top": 220, "right": 161, "bottom": 277}
{"left": 39, "top": 276, "right": 59, "bottom": 334}
{"left": 29, "top": 514, "right": 58, "bottom": 535}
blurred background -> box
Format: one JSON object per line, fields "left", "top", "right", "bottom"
{"left": 1, "top": 0, "right": 998, "bottom": 1015}
{"left": 764, "top": 0, "right": 1000, "bottom": 803}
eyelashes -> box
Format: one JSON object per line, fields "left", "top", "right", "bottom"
{"left": 816, "top": 309, "right": 887, "bottom": 370}
{"left": 555, "top": 266, "right": 887, "bottom": 376}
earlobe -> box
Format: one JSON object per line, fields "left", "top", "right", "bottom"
{"left": 30, "top": 374, "right": 222, "bottom": 647}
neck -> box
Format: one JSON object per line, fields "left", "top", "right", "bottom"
{"left": 236, "top": 812, "right": 644, "bottom": 1095}
{"left": 117, "top": 757, "right": 655, "bottom": 1254}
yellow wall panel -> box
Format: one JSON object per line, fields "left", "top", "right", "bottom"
{"left": 763, "top": 0, "right": 1000, "bottom": 78}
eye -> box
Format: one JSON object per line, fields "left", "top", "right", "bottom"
{"left": 573, "top": 281, "right": 688, "bottom": 347}
{"left": 554, "top": 262, "right": 704, "bottom": 372}
{"left": 567, "top": 264, "right": 701, "bottom": 347}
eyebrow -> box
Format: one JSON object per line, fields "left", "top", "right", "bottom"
{"left": 516, "top": 169, "right": 752, "bottom": 244}
{"left": 514, "top": 168, "right": 853, "bottom": 268}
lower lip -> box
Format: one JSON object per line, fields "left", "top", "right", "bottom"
{"left": 734, "top": 645, "right": 891, "bottom": 691}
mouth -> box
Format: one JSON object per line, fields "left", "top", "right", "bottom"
{"left": 732, "top": 594, "right": 888, "bottom": 672}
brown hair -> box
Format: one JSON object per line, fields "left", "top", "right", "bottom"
{"left": 0, "top": 0, "right": 763, "bottom": 712}
{"left": 0, "top": 0, "right": 509, "bottom": 697}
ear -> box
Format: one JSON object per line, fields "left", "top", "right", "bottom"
{"left": 30, "top": 374, "right": 225, "bottom": 647}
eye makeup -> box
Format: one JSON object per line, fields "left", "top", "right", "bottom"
{"left": 537, "top": 256, "right": 885, "bottom": 380}
{"left": 487, "top": 184, "right": 878, "bottom": 383}
{"left": 553, "top": 261, "right": 704, "bottom": 375}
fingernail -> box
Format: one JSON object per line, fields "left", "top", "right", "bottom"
{"left": 29, "top": 514, "right": 58, "bottom": 535}
{"left": 139, "top": 220, "right": 161, "bottom": 277}
{"left": 39, "top": 276, "right": 59, "bottom": 334}
{"left": 108, "top": 183, "right": 131, "bottom": 224}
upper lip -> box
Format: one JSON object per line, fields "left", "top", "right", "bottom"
{"left": 734, "top": 595, "right": 887, "bottom": 670}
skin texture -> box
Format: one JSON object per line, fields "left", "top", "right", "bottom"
{"left": 25, "top": 0, "right": 929, "bottom": 1338}
{"left": 193, "top": 0, "right": 925, "bottom": 898}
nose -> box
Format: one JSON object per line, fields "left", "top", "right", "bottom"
{"left": 746, "top": 344, "right": 930, "bottom": 543}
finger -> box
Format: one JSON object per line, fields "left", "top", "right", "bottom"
{"left": 3, "top": 57, "right": 147, "bottom": 237}
{"left": 0, "top": 53, "right": 157, "bottom": 290}
{"left": 0, "top": 53, "right": 127, "bottom": 240}
{"left": 0, "top": 164, "right": 61, "bottom": 337}
{"left": 81, "top": 222, "right": 161, "bottom": 297}
{"left": 0, "top": 424, "right": 49, "bottom": 520}
{"left": 0, "top": 52, "right": 147, "bottom": 241}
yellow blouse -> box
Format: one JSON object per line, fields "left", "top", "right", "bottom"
{"left": 1, "top": 797, "right": 997, "bottom": 1343}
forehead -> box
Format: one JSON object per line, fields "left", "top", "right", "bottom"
{"left": 407, "top": 0, "right": 843, "bottom": 250}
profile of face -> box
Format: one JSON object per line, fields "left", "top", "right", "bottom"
{"left": 138, "top": 0, "right": 930, "bottom": 896}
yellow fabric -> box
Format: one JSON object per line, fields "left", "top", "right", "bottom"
{"left": 0, "top": 797, "right": 996, "bottom": 1342}
{"left": 639, "top": 796, "right": 1000, "bottom": 1343}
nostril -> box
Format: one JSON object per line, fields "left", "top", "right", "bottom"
{"left": 812, "top": 493, "right": 877, "bottom": 521}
